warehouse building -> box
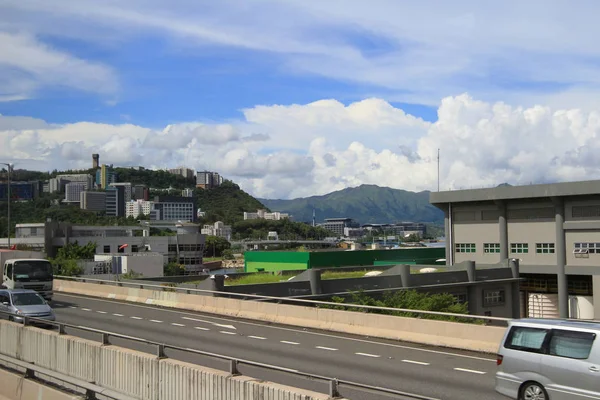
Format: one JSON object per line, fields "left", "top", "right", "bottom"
{"left": 430, "top": 179, "right": 600, "bottom": 320}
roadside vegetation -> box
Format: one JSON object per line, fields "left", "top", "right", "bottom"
{"left": 317, "top": 290, "right": 482, "bottom": 324}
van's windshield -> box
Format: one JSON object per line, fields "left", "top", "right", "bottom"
{"left": 12, "top": 292, "right": 45, "bottom": 306}
{"left": 12, "top": 261, "right": 53, "bottom": 282}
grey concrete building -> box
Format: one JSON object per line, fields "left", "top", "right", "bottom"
{"left": 80, "top": 191, "right": 107, "bottom": 212}
{"left": 430, "top": 179, "right": 600, "bottom": 320}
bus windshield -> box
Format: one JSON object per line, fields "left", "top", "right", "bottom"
{"left": 13, "top": 261, "right": 53, "bottom": 281}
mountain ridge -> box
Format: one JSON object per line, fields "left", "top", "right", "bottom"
{"left": 258, "top": 184, "right": 443, "bottom": 224}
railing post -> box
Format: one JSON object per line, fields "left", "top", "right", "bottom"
{"left": 229, "top": 359, "right": 240, "bottom": 376}
{"left": 24, "top": 368, "right": 35, "bottom": 379}
{"left": 101, "top": 333, "right": 110, "bottom": 346}
{"left": 22, "top": 316, "right": 29, "bottom": 326}
{"left": 58, "top": 323, "right": 66, "bottom": 335}
{"left": 328, "top": 379, "right": 340, "bottom": 398}
{"left": 156, "top": 344, "right": 166, "bottom": 359}
{"left": 85, "top": 389, "right": 97, "bottom": 400}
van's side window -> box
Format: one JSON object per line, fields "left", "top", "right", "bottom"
{"left": 505, "top": 327, "right": 549, "bottom": 353}
{"left": 549, "top": 329, "right": 596, "bottom": 360}
{"left": 4, "top": 263, "right": 11, "bottom": 278}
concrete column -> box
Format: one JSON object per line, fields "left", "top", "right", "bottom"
{"left": 444, "top": 207, "right": 451, "bottom": 266}
{"left": 466, "top": 260, "right": 476, "bottom": 282}
{"left": 308, "top": 268, "right": 322, "bottom": 295}
{"left": 509, "top": 258, "right": 521, "bottom": 318}
{"left": 398, "top": 264, "right": 411, "bottom": 288}
{"left": 497, "top": 201, "right": 509, "bottom": 262}
{"left": 552, "top": 197, "right": 569, "bottom": 319}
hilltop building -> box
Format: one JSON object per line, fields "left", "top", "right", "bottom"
{"left": 243, "top": 209, "right": 289, "bottom": 221}
{"left": 196, "top": 171, "right": 223, "bottom": 189}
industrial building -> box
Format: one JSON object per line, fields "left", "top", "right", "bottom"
{"left": 244, "top": 247, "right": 445, "bottom": 273}
{"left": 430, "top": 179, "right": 600, "bottom": 321}
{"left": 1, "top": 222, "right": 206, "bottom": 274}
{"left": 318, "top": 218, "right": 360, "bottom": 236}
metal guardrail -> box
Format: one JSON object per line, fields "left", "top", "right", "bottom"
{"left": 55, "top": 275, "right": 513, "bottom": 324}
{"left": 0, "top": 352, "right": 137, "bottom": 400}
{"left": 0, "top": 309, "right": 441, "bottom": 400}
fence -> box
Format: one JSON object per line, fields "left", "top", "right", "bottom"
{"left": 0, "top": 309, "right": 440, "bottom": 400}
{"left": 55, "top": 275, "right": 513, "bottom": 324}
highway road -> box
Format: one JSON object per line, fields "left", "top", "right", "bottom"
{"left": 50, "top": 293, "right": 506, "bottom": 400}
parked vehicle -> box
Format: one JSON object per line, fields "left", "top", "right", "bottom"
{"left": 1, "top": 258, "right": 53, "bottom": 300}
{"left": 0, "top": 289, "right": 55, "bottom": 324}
{"left": 496, "top": 318, "right": 600, "bottom": 400}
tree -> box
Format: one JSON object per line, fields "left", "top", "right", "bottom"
{"left": 50, "top": 241, "right": 96, "bottom": 276}
{"left": 221, "top": 249, "right": 234, "bottom": 260}
{"left": 204, "top": 236, "right": 231, "bottom": 257}
{"left": 164, "top": 262, "right": 185, "bottom": 276}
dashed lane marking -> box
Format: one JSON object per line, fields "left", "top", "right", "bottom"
{"left": 316, "top": 346, "right": 338, "bottom": 351}
{"left": 194, "top": 327, "right": 210, "bottom": 331}
{"left": 355, "top": 352, "right": 381, "bottom": 358}
{"left": 454, "top": 368, "right": 486, "bottom": 375}
{"left": 149, "top": 319, "right": 163, "bottom": 323}
{"left": 171, "top": 323, "right": 185, "bottom": 327}
{"left": 280, "top": 341, "right": 300, "bottom": 345}
{"left": 81, "top": 308, "right": 91, "bottom": 311}
{"left": 97, "top": 311, "right": 107, "bottom": 314}
{"left": 248, "top": 336, "right": 267, "bottom": 340}
{"left": 113, "top": 314, "right": 124, "bottom": 317}
{"left": 220, "top": 331, "right": 236, "bottom": 335}
{"left": 402, "top": 359, "right": 430, "bottom": 366}
{"left": 130, "top": 316, "right": 143, "bottom": 320}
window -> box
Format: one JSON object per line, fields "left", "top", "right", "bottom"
{"left": 168, "top": 244, "right": 177, "bottom": 252}
{"left": 572, "top": 205, "right": 600, "bottom": 218}
{"left": 549, "top": 329, "right": 596, "bottom": 360}
{"left": 511, "top": 243, "right": 528, "bottom": 254}
{"left": 131, "top": 245, "right": 139, "bottom": 253}
{"left": 574, "top": 242, "right": 600, "bottom": 254}
{"left": 483, "top": 289, "right": 505, "bottom": 306}
{"left": 103, "top": 245, "right": 110, "bottom": 253}
{"left": 5, "top": 263, "right": 12, "bottom": 278}
{"left": 536, "top": 243, "right": 555, "bottom": 254}
{"left": 455, "top": 243, "right": 476, "bottom": 253}
{"left": 505, "top": 327, "right": 549, "bottom": 353}
{"left": 484, "top": 243, "right": 500, "bottom": 253}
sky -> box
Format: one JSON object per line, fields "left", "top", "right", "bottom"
{"left": 2, "top": 1, "right": 600, "bottom": 199}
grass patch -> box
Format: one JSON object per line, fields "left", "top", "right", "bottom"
{"left": 321, "top": 270, "right": 372, "bottom": 280}
{"left": 224, "top": 273, "right": 296, "bottom": 286}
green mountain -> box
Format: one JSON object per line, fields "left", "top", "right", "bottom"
{"left": 258, "top": 184, "right": 443, "bottom": 224}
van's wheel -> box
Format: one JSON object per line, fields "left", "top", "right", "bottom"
{"left": 520, "top": 382, "right": 548, "bottom": 400}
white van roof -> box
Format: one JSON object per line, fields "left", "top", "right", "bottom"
{"left": 511, "top": 318, "right": 600, "bottom": 332}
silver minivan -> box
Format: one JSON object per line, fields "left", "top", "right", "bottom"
{"left": 495, "top": 318, "right": 600, "bottom": 400}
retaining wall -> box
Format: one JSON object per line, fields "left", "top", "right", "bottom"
{"left": 0, "top": 366, "right": 83, "bottom": 400}
{"left": 0, "top": 321, "right": 332, "bottom": 400}
{"left": 55, "top": 279, "right": 507, "bottom": 353}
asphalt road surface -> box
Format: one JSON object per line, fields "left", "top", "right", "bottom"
{"left": 50, "top": 294, "right": 507, "bottom": 400}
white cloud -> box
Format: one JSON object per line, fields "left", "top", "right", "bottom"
{"left": 0, "top": 32, "right": 118, "bottom": 101}
{"left": 5, "top": 1, "right": 600, "bottom": 107}
{"left": 3, "top": 95, "right": 600, "bottom": 198}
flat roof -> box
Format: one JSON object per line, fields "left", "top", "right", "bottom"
{"left": 430, "top": 179, "right": 600, "bottom": 205}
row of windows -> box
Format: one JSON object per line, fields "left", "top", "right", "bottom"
{"left": 456, "top": 243, "right": 555, "bottom": 254}
{"left": 167, "top": 244, "right": 205, "bottom": 252}
{"left": 505, "top": 326, "right": 596, "bottom": 361}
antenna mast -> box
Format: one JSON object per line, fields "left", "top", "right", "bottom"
{"left": 437, "top": 148, "right": 440, "bottom": 192}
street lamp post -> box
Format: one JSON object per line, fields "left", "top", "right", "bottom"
{"left": 1, "top": 163, "right": 11, "bottom": 248}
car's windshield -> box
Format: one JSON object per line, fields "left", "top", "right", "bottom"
{"left": 13, "top": 261, "right": 53, "bottom": 281}
{"left": 12, "top": 292, "right": 45, "bottom": 306}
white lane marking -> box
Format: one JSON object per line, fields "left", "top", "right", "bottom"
{"left": 280, "top": 341, "right": 300, "bottom": 345}
{"left": 454, "top": 368, "right": 486, "bottom": 375}
{"left": 402, "top": 359, "right": 430, "bottom": 366}
{"left": 316, "top": 346, "right": 338, "bottom": 351}
{"left": 355, "top": 352, "right": 380, "bottom": 358}
{"left": 81, "top": 308, "right": 91, "bottom": 311}
{"left": 113, "top": 313, "right": 124, "bottom": 317}
{"left": 56, "top": 293, "right": 496, "bottom": 363}
{"left": 220, "top": 331, "right": 236, "bottom": 335}
{"left": 149, "top": 319, "right": 163, "bottom": 323}
{"left": 194, "top": 327, "right": 210, "bottom": 331}
{"left": 171, "top": 323, "right": 185, "bottom": 327}
{"left": 68, "top": 306, "right": 77, "bottom": 309}
{"left": 130, "top": 316, "right": 143, "bottom": 320}
{"left": 182, "top": 317, "right": 237, "bottom": 330}
{"left": 97, "top": 311, "right": 107, "bottom": 314}
{"left": 248, "top": 336, "right": 267, "bottom": 340}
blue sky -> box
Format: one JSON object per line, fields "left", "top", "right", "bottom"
{"left": 3, "top": 1, "right": 600, "bottom": 199}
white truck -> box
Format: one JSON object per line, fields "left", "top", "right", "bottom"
{"left": 0, "top": 253, "right": 53, "bottom": 301}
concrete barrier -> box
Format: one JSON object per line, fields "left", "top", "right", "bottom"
{"left": 0, "top": 320, "right": 335, "bottom": 400}
{"left": 0, "top": 367, "right": 83, "bottom": 400}
{"left": 55, "top": 279, "right": 506, "bottom": 353}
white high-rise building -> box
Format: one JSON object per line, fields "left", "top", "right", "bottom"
{"left": 243, "top": 209, "right": 289, "bottom": 221}
{"left": 126, "top": 200, "right": 154, "bottom": 219}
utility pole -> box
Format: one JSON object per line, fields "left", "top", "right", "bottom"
{"left": 1, "top": 163, "right": 11, "bottom": 248}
